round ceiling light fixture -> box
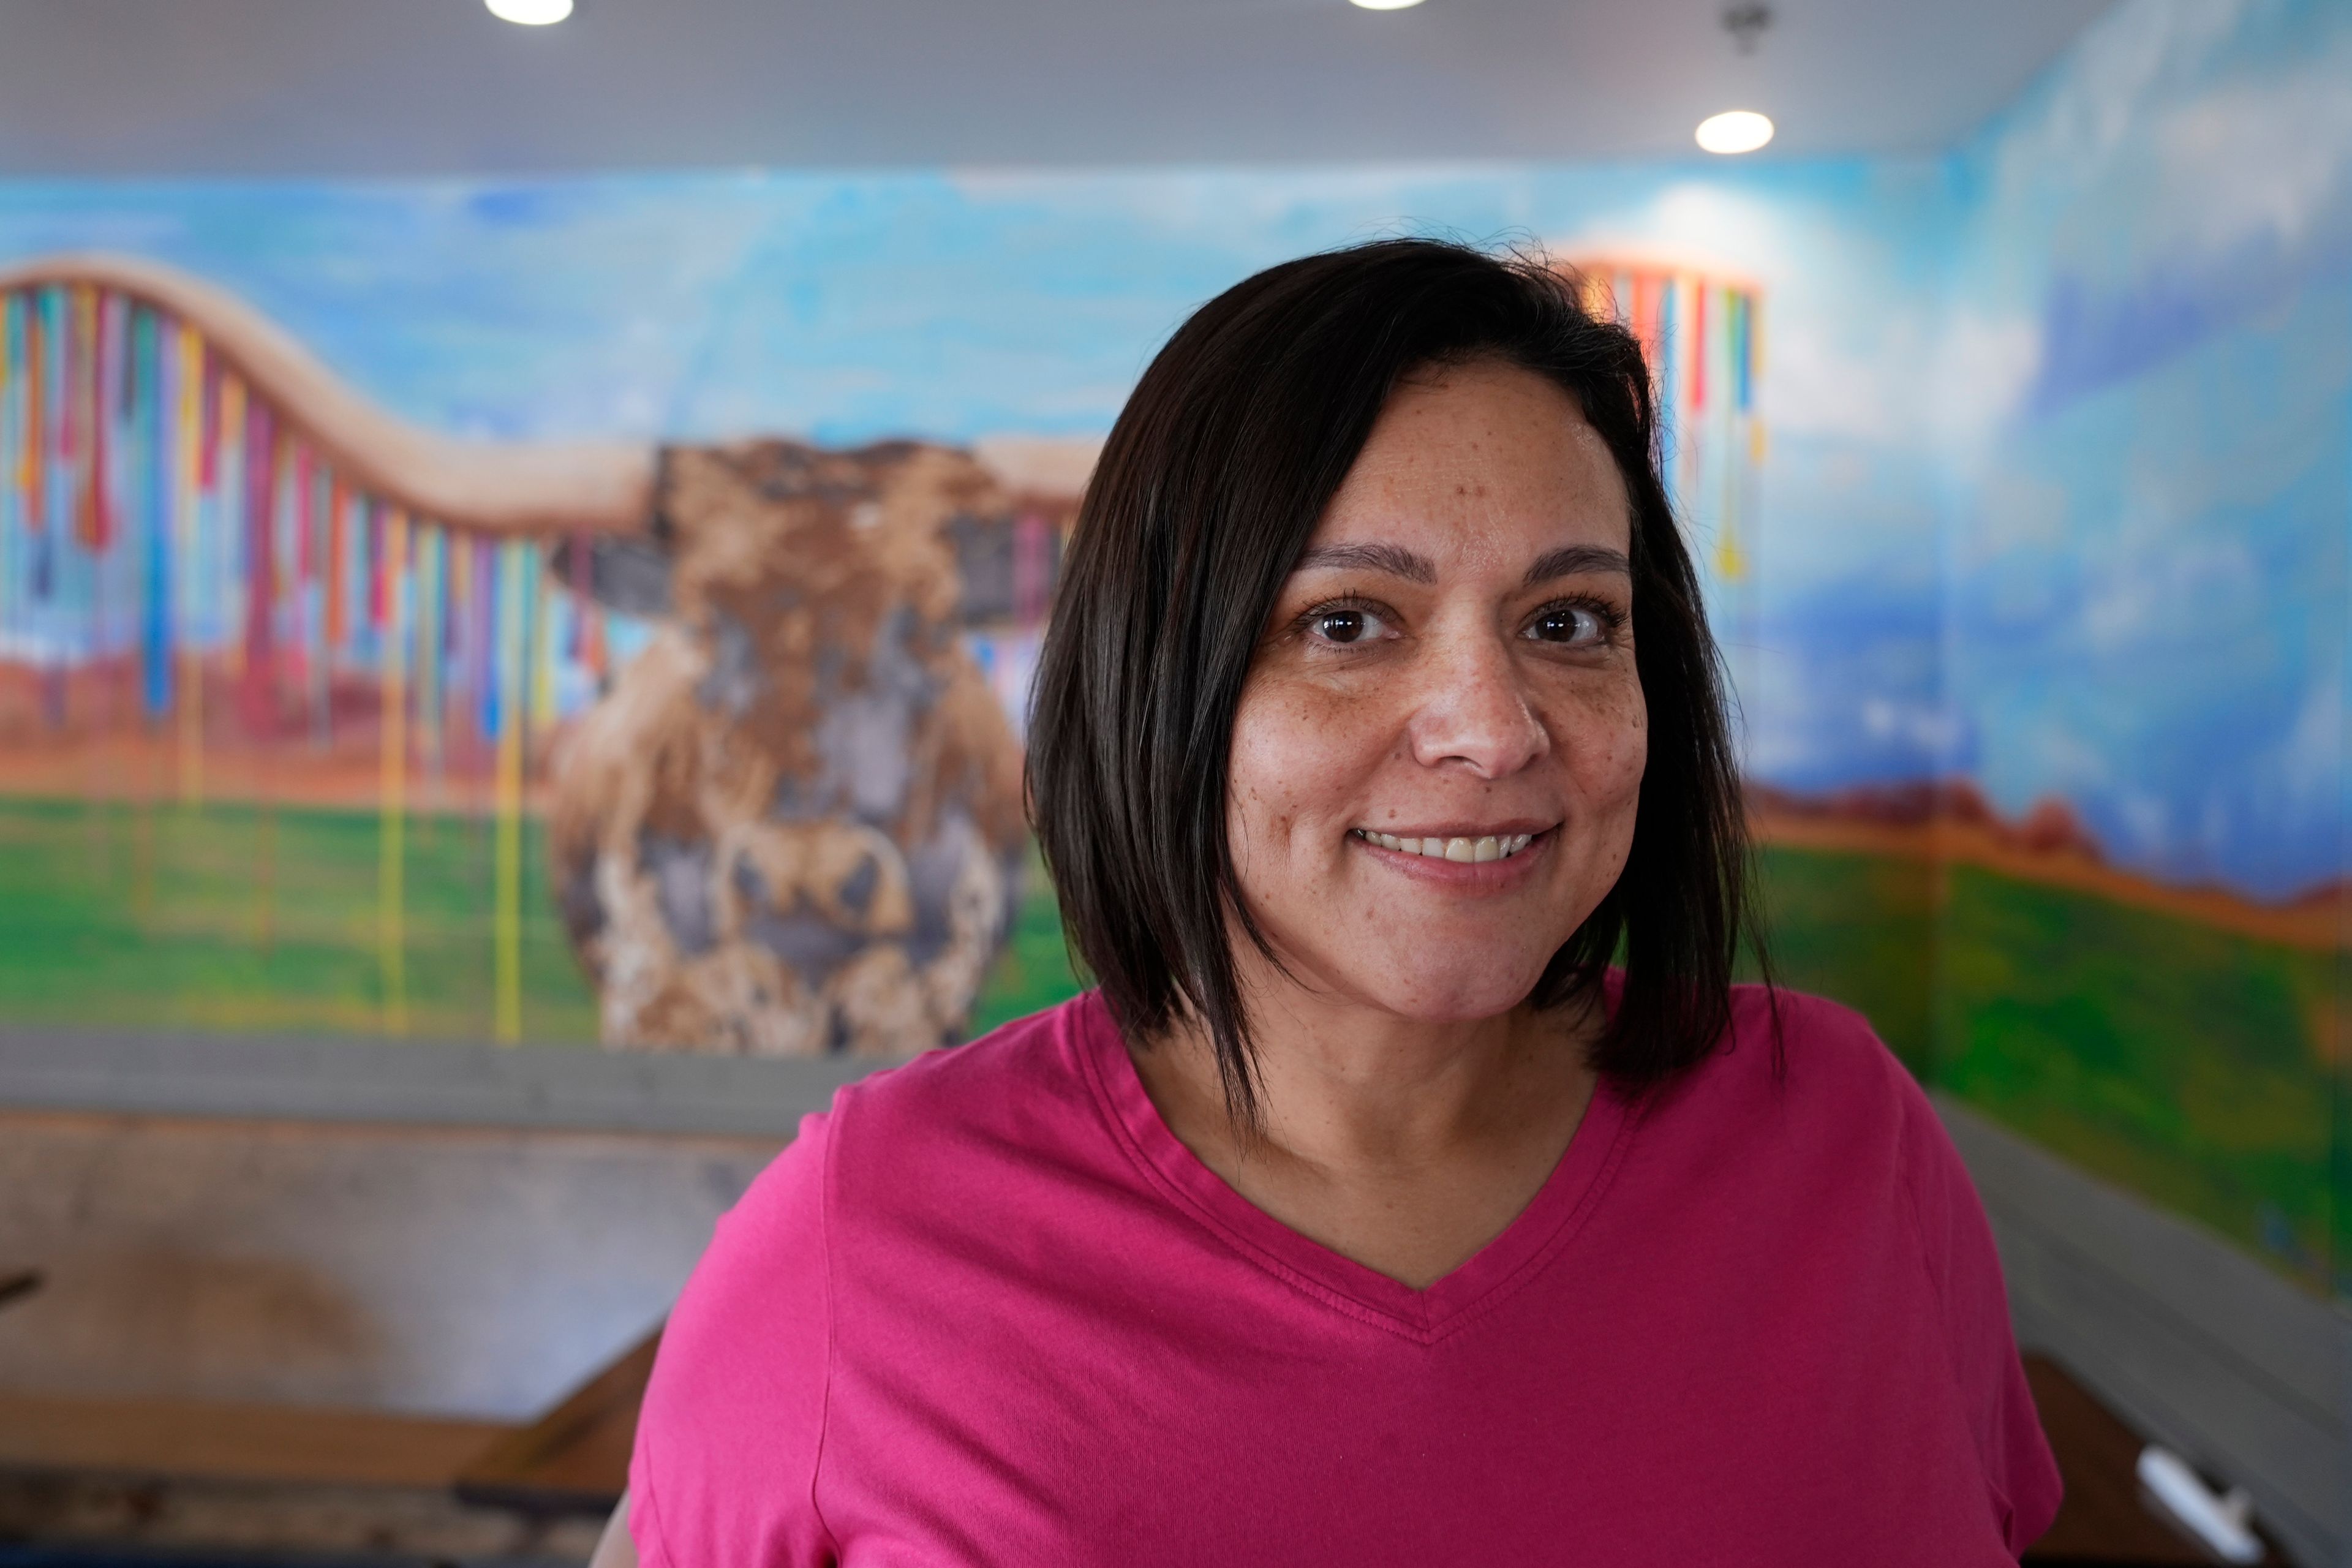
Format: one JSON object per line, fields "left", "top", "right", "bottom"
{"left": 1350, "top": 0, "right": 1427, "bottom": 11}
{"left": 1695, "top": 109, "right": 1774, "bottom": 154}
{"left": 487, "top": 0, "right": 573, "bottom": 23}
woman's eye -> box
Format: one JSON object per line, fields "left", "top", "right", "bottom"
{"left": 1528, "top": 605, "right": 1610, "bottom": 645}
{"left": 1311, "top": 607, "right": 1389, "bottom": 645}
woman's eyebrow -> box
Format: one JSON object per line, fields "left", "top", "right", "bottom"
{"left": 1523, "top": 545, "right": 1630, "bottom": 586}
{"left": 1291, "top": 542, "right": 1630, "bottom": 585}
{"left": 1292, "top": 542, "right": 1436, "bottom": 582}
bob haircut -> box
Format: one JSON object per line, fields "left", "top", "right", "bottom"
{"left": 1025, "top": 237, "right": 1757, "bottom": 1121}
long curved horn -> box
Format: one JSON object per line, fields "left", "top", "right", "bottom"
{"left": 0, "top": 252, "right": 658, "bottom": 536}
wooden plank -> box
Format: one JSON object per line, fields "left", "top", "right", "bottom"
{"left": 2024, "top": 1356, "right": 2209, "bottom": 1564}
{"left": 2024, "top": 1355, "right": 2287, "bottom": 1566}
{"left": 0, "top": 1464, "right": 609, "bottom": 1563}
{"left": 454, "top": 1328, "right": 660, "bottom": 1515}
{"left": 0, "top": 1390, "right": 511, "bottom": 1488}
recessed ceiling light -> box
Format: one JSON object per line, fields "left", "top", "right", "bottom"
{"left": 1351, "top": 0, "right": 1426, "bottom": 11}
{"left": 487, "top": 0, "right": 573, "bottom": 24}
{"left": 1695, "top": 109, "right": 1774, "bottom": 154}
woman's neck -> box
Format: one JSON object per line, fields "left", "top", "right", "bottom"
{"left": 1127, "top": 981, "right": 1602, "bottom": 1287}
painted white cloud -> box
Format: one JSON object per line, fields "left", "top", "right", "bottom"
{"left": 1930, "top": 309, "right": 2042, "bottom": 451}
{"left": 2148, "top": 49, "right": 2352, "bottom": 259}
{"left": 1862, "top": 697, "right": 1958, "bottom": 760}
{"left": 1969, "top": 470, "right": 2071, "bottom": 565}
{"left": 2027, "top": 718, "right": 2117, "bottom": 796}
{"left": 1986, "top": 0, "right": 2352, "bottom": 279}
{"left": 1764, "top": 317, "right": 1918, "bottom": 445}
{"left": 2269, "top": 671, "right": 2342, "bottom": 812}
{"left": 2077, "top": 535, "right": 2260, "bottom": 654}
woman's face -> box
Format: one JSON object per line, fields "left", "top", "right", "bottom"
{"left": 1226, "top": 358, "right": 1646, "bottom": 1023}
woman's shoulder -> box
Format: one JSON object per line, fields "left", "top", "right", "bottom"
{"left": 1618, "top": 983, "right": 1994, "bottom": 1316}
{"left": 686, "top": 992, "right": 1112, "bottom": 1299}
{"left": 1640, "top": 981, "right": 1937, "bottom": 1166}
{"left": 1728, "top": 980, "right": 1913, "bottom": 1096}
{"left": 731, "top": 992, "right": 1114, "bottom": 1223}
{"left": 831, "top": 990, "right": 1108, "bottom": 1140}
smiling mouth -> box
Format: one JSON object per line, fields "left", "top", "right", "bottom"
{"left": 1349, "top": 828, "right": 1539, "bottom": 863}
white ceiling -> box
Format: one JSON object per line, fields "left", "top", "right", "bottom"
{"left": 0, "top": 0, "right": 2114, "bottom": 178}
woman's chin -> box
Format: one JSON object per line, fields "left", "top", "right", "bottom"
{"left": 1347, "top": 965, "right": 1558, "bottom": 1025}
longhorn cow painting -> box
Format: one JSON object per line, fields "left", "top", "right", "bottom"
{"left": 0, "top": 253, "right": 1077, "bottom": 1053}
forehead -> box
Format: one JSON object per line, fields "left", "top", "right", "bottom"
{"left": 1310, "top": 359, "right": 1630, "bottom": 561}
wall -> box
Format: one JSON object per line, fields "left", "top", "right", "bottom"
{"left": 1936, "top": 0, "right": 2352, "bottom": 1303}
{"left": 0, "top": 160, "right": 1951, "bottom": 1059}
{"left": 2, "top": 0, "right": 2338, "bottom": 1296}
{"left": 1922, "top": 7, "right": 2352, "bottom": 1553}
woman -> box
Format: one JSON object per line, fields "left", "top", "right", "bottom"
{"left": 603, "top": 239, "right": 2059, "bottom": 1565}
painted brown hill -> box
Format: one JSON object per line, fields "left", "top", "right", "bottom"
{"left": 1747, "top": 779, "right": 2343, "bottom": 951}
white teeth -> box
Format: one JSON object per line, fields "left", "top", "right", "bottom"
{"left": 1355, "top": 829, "right": 1540, "bottom": 861}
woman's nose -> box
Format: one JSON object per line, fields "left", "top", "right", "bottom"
{"left": 1404, "top": 630, "right": 1548, "bottom": 779}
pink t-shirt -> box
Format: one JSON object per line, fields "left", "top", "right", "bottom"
{"left": 630, "top": 984, "right": 2060, "bottom": 1566}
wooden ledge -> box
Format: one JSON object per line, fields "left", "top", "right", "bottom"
{"left": 454, "top": 1329, "right": 660, "bottom": 1517}
{"left": 0, "top": 1390, "right": 511, "bottom": 1490}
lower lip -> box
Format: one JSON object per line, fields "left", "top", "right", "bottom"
{"left": 1351, "top": 829, "right": 1553, "bottom": 891}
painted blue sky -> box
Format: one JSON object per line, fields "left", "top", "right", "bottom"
{"left": 0, "top": 160, "right": 1951, "bottom": 453}
{"left": 1942, "top": 0, "right": 2352, "bottom": 897}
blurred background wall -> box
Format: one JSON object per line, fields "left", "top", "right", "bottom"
{"left": 2, "top": 0, "right": 2342, "bottom": 1292}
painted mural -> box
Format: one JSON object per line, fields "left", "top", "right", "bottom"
{"left": 1747, "top": 0, "right": 2352, "bottom": 1300}
{"left": 0, "top": 257, "right": 1060, "bottom": 1052}
{"left": 1929, "top": 0, "right": 2352, "bottom": 1300}
{"left": 0, "top": 0, "right": 2342, "bottom": 1295}
{"left": 0, "top": 247, "right": 1759, "bottom": 1058}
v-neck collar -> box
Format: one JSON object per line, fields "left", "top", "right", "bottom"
{"left": 1071, "top": 990, "right": 1636, "bottom": 1345}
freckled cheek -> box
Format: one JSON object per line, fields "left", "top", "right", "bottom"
{"left": 1550, "top": 682, "right": 1648, "bottom": 809}
{"left": 1227, "top": 683, "right": 1394, "bottom": 851}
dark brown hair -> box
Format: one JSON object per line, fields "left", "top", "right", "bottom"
{"left": 1025, "top": 237, "right": 1758, "bottom": 1121}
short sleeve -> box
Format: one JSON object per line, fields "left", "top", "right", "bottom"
{"left": 1898, "top": 1080, "right": 2064, "bottom": 1557}
{"left": 630, "top": 1109, "right": 838, "bottom": 1568}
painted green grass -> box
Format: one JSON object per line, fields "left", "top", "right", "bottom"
{"left": 968, "top": 849, "right": 1088, "bottom": 1036}
{"left": 1750, "top": 844, "right": 1937, "bottom": 1076}
{"left": 0, "top": 795, "right": 1080, "bottom": 1047}
{"left": 1750, "top": 844, "right": 2335, "bottom": 1294}
{"left": 1932, "top": 864, "right": 2336, "bottom": 1294}
{"left": 0, "top": 796, "right": 600, "bottom": 1042}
